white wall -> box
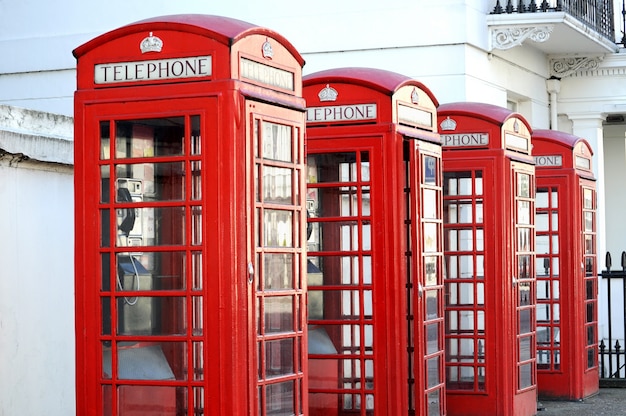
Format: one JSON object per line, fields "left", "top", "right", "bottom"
{"left": 0, "top": 161, "right": 75, "bottom": 415}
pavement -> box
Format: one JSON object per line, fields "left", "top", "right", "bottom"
{"left": 538, "top": 388, "right": 626, "bottom": 415}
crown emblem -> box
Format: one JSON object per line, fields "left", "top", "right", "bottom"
{"left": 440, "top": 116, "right": 457, "bottom": 131}
{"left": 513, "top": 120, "right": 520, "bottom": 133}
{"left": 318, "top": 84, "right": 338, "bottom": 102}
{"left": 411, "top": 88, "right": 420, "bottom": 105}
{"left": 262, "top": 38, "right": 274, "bottom": 59}
{"left": 140, "top": 32, "right": 163, "bottom": 53}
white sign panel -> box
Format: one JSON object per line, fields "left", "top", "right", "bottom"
{"left": 94, "top": 56, "right": 212, "bottom": 84}
{"left": 442, "top": 133, "right": 489, "bottom": 147}
{"left": 240, "top": 58, "right": 294, "bottom": 91}
{"left": 398, "top": 104, "right": 432, "bottom": 128}
{"left": 534, "top": 155, "right": 562, "bottom": 167}
{"left": 505, "top": 132, "right": 529, "bottom": 152}
{"left": 307, "top": 104, "right": 377, "bottom": 123}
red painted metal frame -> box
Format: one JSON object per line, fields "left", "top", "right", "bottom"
{"left": 532, "top": 129, "right": 598, "bottom": 400}
{"left": 303, "top": 67, "right": 444, "bottom": 416}
{"left": 74, "top": 15, "right": 306, "bottom": 416}
{"left": 438, "top": 102, "right": 537, "bottom": 416}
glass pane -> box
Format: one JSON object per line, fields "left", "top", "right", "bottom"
{"left": 192, "top": 251, "right": 202, "bottom": 290}
{"left": 263, "top": 166, "right": 293, "bottom": 204}
{"left": 266, "top": 380, "right": 295, "bottom": 414}
{"left": 190, "top": 115, "right": 201, "bottom": 155}
{"left": 115, "top": 207, "right": 185, "bottom": 247}
{"left": 519, "top": 363, "right": 533, "bottom": 389}
{"left": 424, "top": 155, "right": 438, "bottom": 185}
{"left": 308, "top": 152, "right": 370, "bottom": 183}
{"left": 424, "top": 223, "right": 438, "bottom": 252}
{"left": 116, "top": 296, "right": 186, "bottom": 336}
{"left": 101, "top": 165, "right": 111, "bottom": 203}
{"left": 262, "top": 122, "right": 292, "bottom": 162}
{"left": 584, "top": 212, "right": 594, "bottom": 232}
{"left": 520, "top": 337, "right": 532, "bottom": 361}
{"left": 423, "top": 189, "right": 438, "bottom": 218}
{"left": 101, "top": 209, "right": 111, "bottom": 248}
{"left": 519, "top": 309, "right": 532, "bottom": 334}
{"left": 264, "top": 253, "right": 294, "bottom": 290}
{"left": 115, "top": 162, "right": 185, "bottom": 201}
{"left": 100, "top": 121, "right": 111, "bottom": 160}
{"left": 264, "top": 209, "right": 293, "bottom": 247}
{"left": 425, "top": 323, "right": 440, "bottom": 354}
{"left": 101, "top": 253, "right": 111, "bottom": 291}
{"left": 425, "top": 257, "right": 438, "bottom": 286}
{"left": 427, "top": 356, "right": 441, "bottom": 388}
{"left": 101, "top": 298, "right": 111, "bottom": 336}
{"left": 116, "top": 385, "right": 183, "bottom": 414}
{"left": 104, "top": 342, "right": 185, "bottom": 380}
{"left": 517, "top": 173, "right": 530, "bottom": 197}
{"left": 427, "top": 389, "right": 442, "bottom": 416}
{"left": 518, "top": 201, "right": 530, "bottom": 224}
{"left": 115, "top": 117, "right": 184, "bottom": 159}
{"left": 265, "top": 338, "right": 294, "bottom": 377}
{"left": 116, "top": 251, "right": 185, "bottom": 290}
{"left": 583, "top": 188, "right": 593, "bottom": 209}
{"left": 193, "top": 296, "right": 203, "bottom": 336}
{"left": 191, "top": 161, "right": 202, "bottom": 200}
{"left": 265, "top": 296, "right": 294, "bottom": 333}
{"left": 518, "top": 255, "right": 531, "bottom": 279}
{"left": 518, "top": 229, "right": 531, "bottom": 251}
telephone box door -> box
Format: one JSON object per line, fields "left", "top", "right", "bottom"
{"left": 306, "top": 139, "right": 383, "bottom": 415}
{"left": 407, "top": 142, "right": 446, "bottom": 416}
{"left": 81, "top": 98, "right": 216, "bottom": 416}
{"left": 246, "top": 100, "right": 308, "bottom": 415}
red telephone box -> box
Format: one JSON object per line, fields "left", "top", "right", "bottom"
{"left": 73, "top": 15, "right": 308, "bottom": 415}
{"left": 303, "top": 67, "right": 445, "bottom": 415}
{"left": 532, "top": 129, "right": 598, "bottom": 400}
{"left": 438, "top": 102, "right": 537, "bottom": 415}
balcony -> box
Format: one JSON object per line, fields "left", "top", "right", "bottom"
{"left": 487, "top": 0, "right": 619, "bottom": 55}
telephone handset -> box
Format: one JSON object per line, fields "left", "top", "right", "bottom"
{"left": 117, "top": 187, "right": 136, "bottom": 236}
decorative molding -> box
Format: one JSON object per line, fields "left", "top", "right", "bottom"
{"left": 550, "top": 56, "right": 603, "bottom": 77}
{"left": 491, "top": 25, "right": 553, "bottom": 50}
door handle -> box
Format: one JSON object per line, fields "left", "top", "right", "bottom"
{"left": 247, "top": 262, "right": 255, "bottom": 284}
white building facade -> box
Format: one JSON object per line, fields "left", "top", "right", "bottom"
{"left": 1, "top": 0, "right": 625, "bottom": 414}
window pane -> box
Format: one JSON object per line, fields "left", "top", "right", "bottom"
{"left": 115, "top": 117, "right": 184, "bottom": 158}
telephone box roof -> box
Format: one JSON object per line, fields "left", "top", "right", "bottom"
{"left": 438, "top": 101, "right": 532, "bottom": 132}
{"left": 73, "top": 14, "right": 304, "bottom": 65}
{"left": 304, "top": 67, "right": 439, "bottom": 105}
{"left": 532, "top": 129, "right": 593, "bottom": 155}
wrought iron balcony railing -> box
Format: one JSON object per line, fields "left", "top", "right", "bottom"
{"left": 491, "top": 0, "right": 622, "bottom": 46}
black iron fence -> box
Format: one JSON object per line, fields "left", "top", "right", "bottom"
{"left": 599, "top": 251, "right": 626, "bottom": 387}
{"left": 491, "top": 0, "right": 624, "bottom": 46}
